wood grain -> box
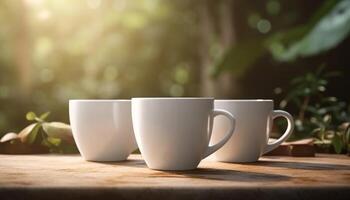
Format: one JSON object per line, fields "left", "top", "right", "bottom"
{"left": 0, "top": 154, "right": 349, "bottom": 200}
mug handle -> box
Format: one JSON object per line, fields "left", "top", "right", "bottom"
{"left": 202, "top": 109, "right": 236, "bottom": 158}
{"left": 263, "top": 110, "right": 294, "bottom": 154}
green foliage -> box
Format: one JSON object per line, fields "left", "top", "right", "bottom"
{"left": 332, "top": 132, "right": 343, "bottom": 154}
{"left": 26, "top": 112, "right": 37, "bottom": 121}
{"left": 26, "top": 123, "right": 42, "bottom": 145}
{"left": 213, "top": 38, "right": 266, "bottom": 78}
{"left": 279, "top": 65, "right": 341, "bottom": 110}
{"left": 214, "top": 0, "right": 349, "bottom": 77}
{"left": 42, "top": 122, "right": 72, "bottom": 142}
{"left": 272, "top": 0, "right": 350, "bottom": 61}
{"left": 346, "top": 125, "right": 350, "bottom": 152}
{"left": 26, "top": 111, "right": 50, "bottom": 123}
{"left": 23, "top": 112, "right": 51, "bottom": 144}
{"left": 0, "top": 111, "right": 77, "bottom": 154}
{"left": 39, "top": 112, "right": 51, "bottom": 121}
{"left": 277, "top": 66, "right": 350, "bottom": 154}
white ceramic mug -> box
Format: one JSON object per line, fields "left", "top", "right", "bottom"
{"left": 69, "top": 100, "right": 137, "bottom": 161}
{"left": 132, "top": 98, "right": 236, "bottom": 170}
{"left": 209, "top": 100, "right": 294, "bottom": 163}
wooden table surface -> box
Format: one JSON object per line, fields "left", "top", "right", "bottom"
{"left": 0, "top": 154, "right": 349, "bottom": 200}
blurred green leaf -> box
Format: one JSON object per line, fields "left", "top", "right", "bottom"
{"left": 26, "top": 112, "right": 37, "bottom": 121}
{"left": 47, "top": 137, "right": 61, "bottom": 147}
{"left": 42, "top": 122, "right": 73, "bottom": 143}
{"left": 18, "top": 123, "right": 36, "bottom": 143}
{"left": 213, "top": 0, "right": 344, "bottom": 77}
{"left": 323, "top": 114, "right": 332, "bottom": 124}
{"left": 268, "top": 0, "right": 338, "bottom": 61}
{"left": 17, "top": 122, "right": 44, "bottom": 145}
{"left": 39, "top": 112, "right": 50, "bottom": 121}
{"left": 345, "top": 124, "right": 350, "bottom": 143}
{"left": 213, "top": 38, "right": 266, "bottom": 78}
{"left": 26, "top": 123, "right": 42, "bottom": 145}
{"left": 271, "top": 0, "right": 350, "bottom": 61}
{"left": 332, "top": 133, "right": 343, "bottom": 154}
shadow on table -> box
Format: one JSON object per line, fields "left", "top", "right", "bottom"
{"left": 91, "top": 158, "right": 146, "bottom": 168}
{"left": 92, "top": 158, "right": 290, "bottom": 182}
{"left": 151, "top": 168, "right": 290, "bottom": 182}
{"left": 244, "top": 160, "right": 350, "bottom": 171}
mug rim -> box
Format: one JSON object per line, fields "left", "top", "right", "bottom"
{"left": 132, "top": 97, "right": 214, "bottom": 100}
{"left": 69, "top": 99, "right": 130, "bottom": 102}
{"left": 215, "top": 99, "right": 273, "bottom": 102}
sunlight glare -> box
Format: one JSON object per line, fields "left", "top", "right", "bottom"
{"left": 25, "top": 0, "right": 44, "bottom": 7}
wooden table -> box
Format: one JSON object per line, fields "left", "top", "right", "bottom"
{"left": 0, "top": 154, "right": 349, "bottom": 200}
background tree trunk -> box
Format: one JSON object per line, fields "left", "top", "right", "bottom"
{"left": 199, "top": 0, "right": 216, "bottom": 97}
{"left": 15, "top": 0, "right": 31, "bottom": 98}
{"left": 216, "top": 0, "right": 239, "bottom": 98}
{"left": 199, "top": 0, "right": 238, "bottom": 98}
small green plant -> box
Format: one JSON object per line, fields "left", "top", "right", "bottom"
{"left": 276, "top": 66, "right": 350, "bottom": 154}
{"left": 0, "top": 111, "right": 78, "bottom": 154}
